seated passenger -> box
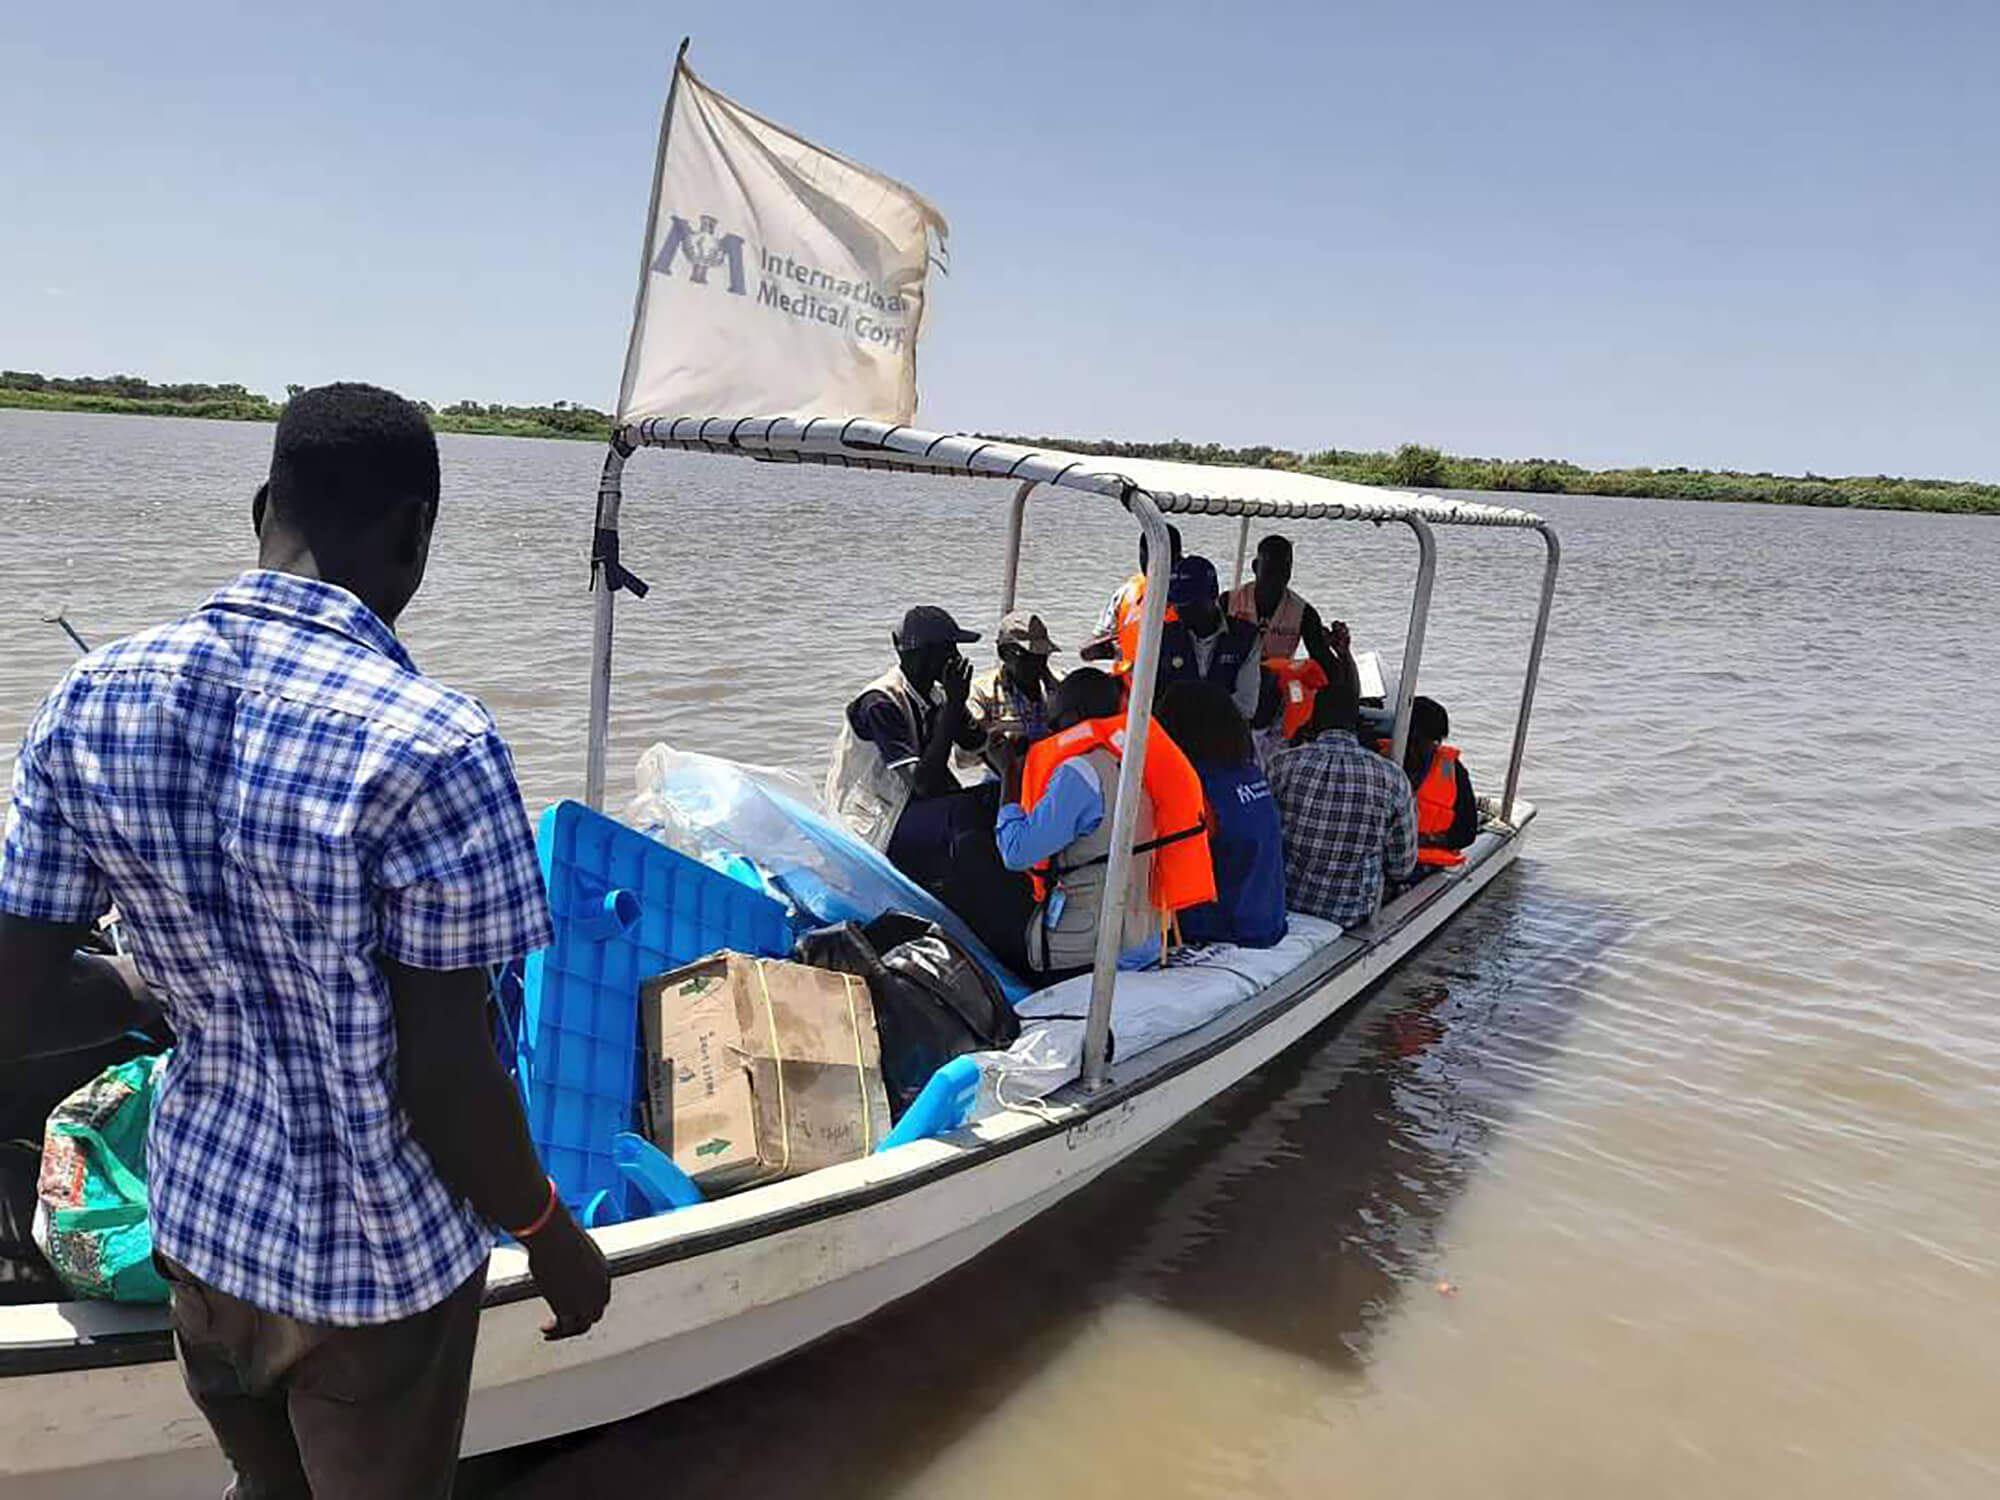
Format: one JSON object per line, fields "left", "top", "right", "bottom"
{"left": 1156, "top": 555, "right": 1262, "bottom": 722}
{"left": 825, "top": 606, "right": 986, "bottom": 859}
{"left": 1266, "top": 661, "right": 1417, "bottom": 927}
{"left": 1079, "top": 525, "right": 1183, "bottom": 664}
{"left": 1397, "top": 695, "right": 1479, "bottom": 870}
{"left": 971, "top": 610, "right": 1063, "bottom": 744}
{"left": 993, "top": 669, "right": 1212, "bottom": 978}
{"left": 1156, "top": 681, "right": 1287, "bottom": 949}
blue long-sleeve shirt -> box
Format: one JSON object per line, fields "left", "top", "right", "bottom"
{"left": 997, "top": 759, "right": 1104, "bottom": 871}
{"left": 997, "top": 758, "right": 1161, "bottom": 970}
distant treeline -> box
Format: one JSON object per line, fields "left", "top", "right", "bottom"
{"left": 4, "top": 374, "right": 1993, "bottom": 514}
{"left": 429, "top": 399, "right": 611, "bottom": 440}
{"left": 1, "top": 369, "right": 282, "bottom": 422}
{"left": 987, "top": 433, "right": 2000, "bottom": 516}
{"left": 0, "top": 371, "right": 614, "bottom": 442}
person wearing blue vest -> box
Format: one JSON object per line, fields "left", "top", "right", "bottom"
{"left": 1157, "top": 555, "right": 1263, "bottom": 722}
{"left": 1155, "top": 680, "right": 1288, "bottom": 949}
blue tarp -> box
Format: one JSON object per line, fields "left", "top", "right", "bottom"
{"left": 628, "top": 744, "right": 1032, "bottom": 1003}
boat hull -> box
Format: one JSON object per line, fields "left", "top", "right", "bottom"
{"left": 1, "top": 815, "right": 1528, "bottom": 1499}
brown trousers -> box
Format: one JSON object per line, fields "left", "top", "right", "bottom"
{"left": 159, "top": 1257, "right": 487, "bottom": 1500}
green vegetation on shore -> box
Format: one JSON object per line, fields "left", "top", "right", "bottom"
{"left": 0, "top": 373, "right": 284, "bottom": 423}
{"left": 0, "top": 371, "right": 610, "bottom": 443}
{"left": 5, "top": 372, "right": 1994, "bottom": 515}
{"left": 995, "top": 435, "right": 2000, "bottom": 516}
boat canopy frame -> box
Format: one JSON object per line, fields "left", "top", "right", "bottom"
{"left": 583, "top": 415, "right": 1559, "bottom": 1091}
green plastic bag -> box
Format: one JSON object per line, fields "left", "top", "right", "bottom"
{"left": 34, "top": 1052, "right": 171, "bottom": 1304}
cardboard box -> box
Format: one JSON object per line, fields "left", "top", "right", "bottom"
{"left": 642, "top": 952, "right": 891, "bottom": 1193}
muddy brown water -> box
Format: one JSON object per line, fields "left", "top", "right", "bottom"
{"left": 4, "top": 409, "right": 1997, "bottom": 1498}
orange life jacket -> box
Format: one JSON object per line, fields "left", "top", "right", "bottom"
{"left": 1372, "top": 738, "right": 1469, "bottom": 869}
{"left": 1111, "top": 573, "right": 1178, "bottom": 677}
{"left": 1265, "top": 656, "right": 1328, "bottom": 739}
{"left": 1414, "top": 743, "right": 1466, "bottom": 868}
{"left": 1021, "top": 715, "right": 1216, "bottom": 911}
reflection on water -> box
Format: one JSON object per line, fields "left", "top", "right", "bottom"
{"left": 4, "top": 410, "right": 1999, "bottom": 1498}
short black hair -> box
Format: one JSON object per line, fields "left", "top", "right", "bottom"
{"left": 1410, "top": 695, "right": 1450, "bottom": 741}
{"left": 1157, "top": 680, "right": 1254, "bottom": 767}
{"left": 1256, "top": 533, "right": 1293, "bottom": 563}
{"left": 1308, "top": 663, "right": 1360, "bottom": 734}
{"left": 1055, "top": 667, "right": 1123, "bottom": 723}
{"left": 268, "top": 383, "right": 439, "bottom": 532}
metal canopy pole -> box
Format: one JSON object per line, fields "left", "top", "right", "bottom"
{"left": 1502, "top": 522, "right": 1561, "bottom": 822}
{"left": 1000, "top": 480, "right": 1035, "bottom": 617}
{"left": 583, "top": 442, "right": 631, "bottom": 810}
{"left": 1081, "top": 489, "right": 1174, "bottom": 1092}
{"left": 588, "top": 35, "right": 685, "bottom": 809}
{"left": 1387, "top": 516, "right": 1437, "bottom": 770}
{"left": 1230, "top": 516, "right": 1252, "bottom": 589}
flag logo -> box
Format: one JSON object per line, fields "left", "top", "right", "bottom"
{"left": 653, "top": 213, "right": 747, "bottom": 295}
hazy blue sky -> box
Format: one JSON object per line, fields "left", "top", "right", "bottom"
{"left": 4, "top": 0, "right": 1993, "bottom": 476}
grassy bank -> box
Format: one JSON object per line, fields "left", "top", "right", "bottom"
{"left": 1305, "top": 443, "right": 2000, "bottom": 516}
{"left": 0, "top": 375, "right": 612, "bottom": 443}
{"left": 0, "top": 384, "right": 283, "bottom": 422}
{"left": 991, "top": 435, "right": 2000, "bottom": 516}
{"left": 6, "top": 375, "right": 1993, "bottom": 515}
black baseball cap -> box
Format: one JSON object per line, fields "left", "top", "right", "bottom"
{"left": 894, "top": 605, "right": 980, "bottom": 650}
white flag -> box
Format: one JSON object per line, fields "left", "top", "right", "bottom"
{"left": 616, "top": 55, "right": 949, "bottom": 426}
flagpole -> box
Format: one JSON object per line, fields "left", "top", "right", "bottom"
{"left": 614, "top": 37, "right": 690, "bottom": 422}
{"left": 586, "top": 38, "right": 689, "bottom": 811}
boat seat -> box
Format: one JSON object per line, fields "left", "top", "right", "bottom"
{"left": 887, "top": 915, "right": 1348, "bottom": 1136}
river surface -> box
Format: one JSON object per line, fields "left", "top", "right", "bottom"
{"left": 3, "top": 409, "right": 1998, "bottom": 1498}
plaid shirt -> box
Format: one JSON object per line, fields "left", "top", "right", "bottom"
{"left": 1266, "top": 729, "right": 1417, "bottom": 926}
{"left": 0, "top": 571, "right": 553, "bottom": 1324}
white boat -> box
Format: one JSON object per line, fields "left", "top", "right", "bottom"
{"left": 0, "top": 419, "right": 1559, "bottom": 1498}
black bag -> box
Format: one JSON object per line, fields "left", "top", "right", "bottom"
{"left": 0, "top": 1140, "right": 62, "bottom": 1306}
{"left": 795, "top": 912, "right": 1020, "bottom": 1118}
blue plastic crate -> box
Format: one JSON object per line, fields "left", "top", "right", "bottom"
{"left": 519, "top": 800, "right": 790, "bottom": 1222}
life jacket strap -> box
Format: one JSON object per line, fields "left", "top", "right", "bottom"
{"left": 1034, "top": 819, "right": 1208, "bottom": 971}
{"left": 1043, "top": 819, "right": 1207, "bottom": 882}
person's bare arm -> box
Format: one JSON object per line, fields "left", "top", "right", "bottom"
{"left": 1319, "top": 613, "right": 1360, "bottom": 703}
{"left": 1299, "top": 603, "right": 1347, "bottom": 685}
{"left": 0, "top": 912, "right": 156, "bottom": 1061}
{"left": 383, "top": 956, "right": 609, "bottom": 1339}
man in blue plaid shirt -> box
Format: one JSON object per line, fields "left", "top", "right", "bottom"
{"left": 1267, "top": 650, "right": 1418, "bottom": 926}
{"left": 0, "top": 384, "right": 609, "bottom": 1497}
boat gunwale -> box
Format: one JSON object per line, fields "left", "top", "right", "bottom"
{"left": 0, "top": 803, "right": 1532, "bottom": 1380}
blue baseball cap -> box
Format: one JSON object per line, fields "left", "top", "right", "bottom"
{"left": 1167, "top": 555, "right": 1220, "bottom": 606}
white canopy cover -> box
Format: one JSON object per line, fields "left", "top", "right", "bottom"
{"left": 616, "top": 54, "right": 949, "bottom": 427}
{"left": 623, "top": 415, "right": 1548, "bottom": 529}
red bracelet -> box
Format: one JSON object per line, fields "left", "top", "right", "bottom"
{"left": 509, "top": 1177, "right": 560, "bottom": 1240}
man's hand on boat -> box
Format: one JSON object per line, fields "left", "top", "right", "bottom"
{"left": 385, "top": 957, "right": 612, "bottom": 1341}
{"left": 524, "top": 1203, "right": 613, "bottom": 1341}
